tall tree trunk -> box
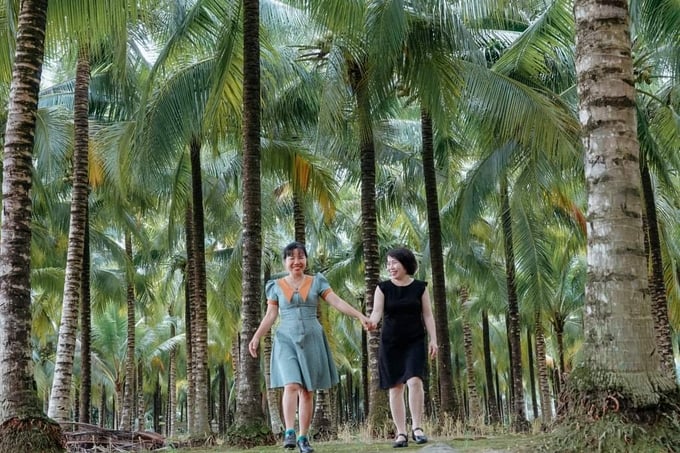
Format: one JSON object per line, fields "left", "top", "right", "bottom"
{"left": 189, "top": 137, "right": 211, "bottom": 435}
{"left": 293, "top": 190, "right": 306, "bottom": 244}
{"left": 500, "top": 180, "right": 527, "bottom": 431}
{"left": 481, "top": 310, "right": 500, "bottom": 424}
{"left": 121, "top": 232, "right": 136, "bottom": 431}
{"left": 184, "top": 206, "right": 195, "bottom": 433}
{"left": 0, "top": 0, "right": 65, "bottom": 449}
{"left": 640, "top": 163, "right": 675, "bottom": 378}
{"left": 168, "top": 310, "right": 176, "bottom": 437}
{"left": 262, "top": 265, "right": 283, "bottom": 435}
{"left": 349, "top": 60, "right": 388, "bottom": 431}
{"left": 526, "top": 327, "right": 538, "bottom": 420}
{"left": 48, "top": 44, "right": 91, "bottom": 424}
{"left": 460, "top": 288, "right": 481, "bottom": 422}
{"left": 421, "top": 109, "right": 457, "bottom": 417}
{"left": 79, "top": 214, "right": 92, "bottom": 424}
{"left": 534, "top": 310, "right": 552, "bottom": 425}
{"left": 136, "top": 363, "right": 145, "bottom": 431}
{"left": 235, "top": 0, "right": 270, "bottom": 441}
{"left": 562, "top": 0, "right": 679, "bottom": 447}
{"left": 218, "top": 365, "right": 227, "bottom": 434}
{"left": 553, "top": 316, "right": 567, "bottom": 382}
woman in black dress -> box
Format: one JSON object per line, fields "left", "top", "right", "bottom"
{"left": 368, "top": 247, "right": 438, "bottom": 448}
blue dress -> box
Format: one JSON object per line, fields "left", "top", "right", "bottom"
{"left": 266, "top": 273, "right": 340, "bottom": 390}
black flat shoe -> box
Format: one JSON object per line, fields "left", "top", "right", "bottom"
{"left": 411, "top": 427, "right": 428, "bottom": 444}
{"left": 393, "top": 433, "right": 408, "bottom": 448}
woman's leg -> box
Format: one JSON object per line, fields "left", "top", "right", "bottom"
{"left": 389, "top": 384, "right": 407, "bottom": 436}
{"left": 282, "top": 383, "right": 300, "bottom": 430}
{"left": 297, "top": 388, "right": 314, "bottom": 436}
{"left": 407, "top": 377, "right": 426, "bottom": 436}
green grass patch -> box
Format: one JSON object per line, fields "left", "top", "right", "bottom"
{"left": 167, "top": 433, "right": 541, "bottom": 452}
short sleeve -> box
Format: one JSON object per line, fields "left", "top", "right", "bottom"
{"left": 265, "top": 279, "right": 279, "bottom": 305}
{"left": 315, "top": 273, "right": 332, "bottom": 297}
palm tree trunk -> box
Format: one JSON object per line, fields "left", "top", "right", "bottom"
{"left": 263, "top": 265, "right": 284, "bottom": 435}
{"left": 526, "top": 327, "right": 538, "bottom": 420}
{"left": 79, "top": 214, "right": 92, "bottom": 424}
{"left": 48, "top": 44, "right": 91, "bottom": 424}
{"left": 235, "top": 0, "right": 269, "bottom": 438}
{"left": 184, "top": 206, "right": 195, "bottom": 433}
{"left": 0, "top": 0, "right": 65, "bottom": 449}
{"left": 168, "top": 311, "right": 177, "bottom": 437}
{"left": 121, "top": 232, "right": 136, "bottom": 431}
{"left": 460, "top": 288, "right": 481, "bottom": 422}
{"left": 534, "top": 310, "right": 552, "bottom": 425}
{"left": 566, "top": 0, "right": 677, "bottom": 431}
{"left": 553, "top": 316, "right": 566, "bottom": 383}
{"left": 640, "top": 163, "right": 675, "bottom": 378}
{"left": 421, "top": 109, "right": 457, "bottom": 417}
{"left": 500, "top": 179, "right": 527, "bottom": 431}
{"left": 293, "top": 190, "right": 306, "bottom": 244}
{"left": 481, "top": 310, "right": 500, "bottom": 424}
{"left": 348, "top": 59, "right": 388, "bottom": 432}
{"left": 189, "top": 137, "right": 211, "bottom": 435}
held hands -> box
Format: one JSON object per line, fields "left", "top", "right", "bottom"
{"left": 359, "top": 315, "right": 377, "bottom": 331}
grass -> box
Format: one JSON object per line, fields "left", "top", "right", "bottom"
{"left": 168, "top": 435, "right": 539, "bottom": 452}
{"left": 165, "top": 422, "right": 544, "bottom": 453}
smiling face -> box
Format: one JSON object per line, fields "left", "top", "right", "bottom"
{"left": 284, "top": 247, "right": 307, "bottom": 276}
{"left": 386, "top": 256, "right": 407, "bottom": 280}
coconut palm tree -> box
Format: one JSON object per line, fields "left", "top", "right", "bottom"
{"left": 44, "top": 0, "right": 159, "bottom": 425}
{"left": 235, "top": 0, "right": 269, "bottom": 440}
{"left": 0, "top": 0, "right": 66, "bottom": 449}
{"left": 554, "top": 0, "right": 680, "bottom": 449}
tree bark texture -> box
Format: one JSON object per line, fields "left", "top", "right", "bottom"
{"left": 460, "top": 288, "right": 481, "bottom": 421}
{"left": 572, "top": 0, "right": 675, "bottom": 406}
{"left": 121, "top": 232, "right": 136, "bottom": 431}
{"left": 235, "top": 0, "right": 269, "bottom": 436}
{"left": 421, "top": 110, "right": 457, "bottom": 417}
{"left": 48, "top": 45, "right": 91, "bottom": 424}
{"left": 189, "top": 137, "right": 211, "bottom": 435}
{"left": 79, "top": 215, "right": 92, "bottom": 424}
{"left": 640, "top": 163, "right": 674, "bottom": 378}
{"left": 0, "top": 0, "right": 66, "bottom": 450}
{"left": 500, "top": 180, "right": 527, "bottom": 431}
{"left": 349, "top": 59, "right": 389, "bottom": 431}
{"left": 481, "top": 310, "right": 500, "bottom": 424}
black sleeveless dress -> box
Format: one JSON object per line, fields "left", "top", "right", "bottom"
{"left": 378, "top": 279, "right": 428, "bottom": 389}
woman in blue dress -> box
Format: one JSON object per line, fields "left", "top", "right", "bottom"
{"left": 249, "top": 242, "right": 371, "bottom": 453}
{"left": 368, "top": 247, "right": 438, "bottom": 448}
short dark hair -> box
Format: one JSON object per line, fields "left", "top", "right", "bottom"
{"left": 283, "top": 241, "right": 307, "bottom": 259}
{"left": 387, "top": 247, "right": 418, "bottom": 275}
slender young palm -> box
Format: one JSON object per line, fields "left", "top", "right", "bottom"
{"left": 45, "top": 0, "right": 158, "bottom": 425}
{"left": 0, "top": 0, "right": 66, "bottom": 449}
{"left": 48, "top": 44, "right": 91, "bottom": 424}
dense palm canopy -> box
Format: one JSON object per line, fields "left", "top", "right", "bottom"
{"left": 0, "top": 0, "right": 679, "bottom": 450}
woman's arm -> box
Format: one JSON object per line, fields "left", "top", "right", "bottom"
{"left": 248, "top": 303, "right": 279, "bottom": 358}
{"left": 420, "top": 289, "right": 438, "bottom": 358}
{"left": 368, "top": 285, "right": 385, "bottom": 327}
{"left": 324, "top": 291, "right": 372, "bottom": 330}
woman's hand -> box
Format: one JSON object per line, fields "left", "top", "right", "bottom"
{"left": 248, "top": 336, "right": 260, "bottom": 358}
{"left": 428, "top": 339, "right": 438, "bottom": 359}
{"left": 359, "top": 315, "right": 376, "bottom": 331}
